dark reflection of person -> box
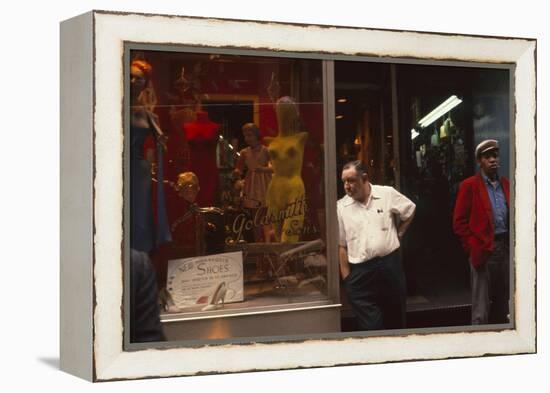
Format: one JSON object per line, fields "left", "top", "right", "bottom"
{"left": 130, "top": 249, "right": 165, "bottom": 342}
{"left": 453, "top": 139, "right": 510, "bottom": 325}
{"left": 337, "top": 160, "right": 416, "bottom": 330}
{"left": 473, "top": 101, "right": 496, "bottom": 137}
{"left": 129, "top": 59, "right": 171, "bottom": 252}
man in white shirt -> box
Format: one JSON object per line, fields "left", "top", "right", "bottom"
{"left": 337, "top": 160, "right": 416, "bottom": 330}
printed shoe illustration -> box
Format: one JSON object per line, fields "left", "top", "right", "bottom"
{"left": 201, "top": 281, "right": 227, "bottom": 311}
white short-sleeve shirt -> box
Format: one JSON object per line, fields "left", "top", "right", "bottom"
{"left": 337, "top": 184, "right": 416, "bottom": 263}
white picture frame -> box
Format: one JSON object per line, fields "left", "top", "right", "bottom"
{"left": 60, "top": 10, "right": 536, "bottom": 381}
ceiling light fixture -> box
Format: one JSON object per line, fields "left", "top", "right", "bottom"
{"left": 418, "top": 95, "right": 463, "bottom": 128}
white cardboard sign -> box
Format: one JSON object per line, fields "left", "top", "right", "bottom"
{"left": 167, "top": 251, "right": 244, "bottom": 309}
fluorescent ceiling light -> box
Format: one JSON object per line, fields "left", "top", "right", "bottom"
{"left": 337, "top": 98, "right": 348, "bottom": 103}
{"left": 418, "top": 95, "right": 463, "bottom": 128}
{"left": 411, "top": 129, "right": 420, "bottom": 140}
{"left": 336, "top": 115, "right": 344, "bottom": 119}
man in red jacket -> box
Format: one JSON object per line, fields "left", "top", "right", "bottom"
{"left": 453, "top": 139, "right": 510, "bottom": 325}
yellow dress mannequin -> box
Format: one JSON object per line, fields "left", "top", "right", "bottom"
{"left": 265, "top": 96, "right": 308, "bottom": 243}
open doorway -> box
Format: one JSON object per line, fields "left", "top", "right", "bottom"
{"left": 334, "top": 60, "right": 510, "bottom": 330}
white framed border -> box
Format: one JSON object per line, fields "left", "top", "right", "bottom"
{"left": 86, "top": 11, "right": 535, "bottom": 381}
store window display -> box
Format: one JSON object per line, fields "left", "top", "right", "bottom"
{"left": 154, "top": 171, "right": 226, "bottom": 312}
{"left": 128, "top": 50, "right": 328, "bottom": 324}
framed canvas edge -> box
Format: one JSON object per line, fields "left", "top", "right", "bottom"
{"left": 88, "top": 11, "right": 536, "bottom": 381}
{"left": 59, "top": 10, "right": 95, "bottom": 382}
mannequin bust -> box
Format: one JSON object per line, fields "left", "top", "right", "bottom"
{"left": 152, "top": 171, "right": 202, "bottom": 293}
{"left": 265, "top": 96, "right": 308, "bottom": 243}
{"left": 175, "top": 171, "right": 200, "bottom": 203}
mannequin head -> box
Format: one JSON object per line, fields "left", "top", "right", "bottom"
{"left": 130, "top": 59, "right": 156, "bottom": 110}
{"left": 242, "top": 123, "right": 260, "bottom": 147}
{"left": 275, "top": 96, "right": 300, "bottom": 136}
{"left": 175, "top": 172, "right": 200, "bottom": 203}
{"left": 131, "top": 60, "right": 151, "bottom": 89}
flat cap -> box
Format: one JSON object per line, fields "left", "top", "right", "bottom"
{"left": 475, "top": 139, "right": 499, "bottom": 159}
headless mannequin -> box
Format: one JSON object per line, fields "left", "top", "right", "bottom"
{"left": 265, "top": 96, "right": 308, "bottom": 243}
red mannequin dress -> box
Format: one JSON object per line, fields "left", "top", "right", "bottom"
{"left": 182, "top": 111, "right": 220, "bottom": 206}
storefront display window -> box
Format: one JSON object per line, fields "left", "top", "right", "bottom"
{"left": 128, "top": 49, "right": 329, "bottom": 323}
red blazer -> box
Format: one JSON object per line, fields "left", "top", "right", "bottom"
{"left": 453, "top": 173, "right": 510, "bottom": 268}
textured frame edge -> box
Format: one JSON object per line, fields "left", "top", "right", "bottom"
{"left": 60, "top": 11, "right": 95, "bottom": 381}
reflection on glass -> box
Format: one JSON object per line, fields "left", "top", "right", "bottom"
{"left": 128, "top": 50, "right": 327, "bottom": 319}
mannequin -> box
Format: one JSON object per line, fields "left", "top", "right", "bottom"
{"left": 153, "top": 172, "right": 206, "bottom": 293}
{"left": 175, "top": 171, "right": 201, "bottom": 203}
{"left": 233, "top": 123, "right": 273, "bottom": 279}
{"left": 182, "top": 110, "right": 220, "bottom": 206}
{"left": 265, "top": 96, "right": 308, "bottom": 243}
{"left": 168, "top": 172, "right": 203, "bottom": 259}
{"left": 234, "top": 123, "right": 273, "bottom": 242}
{"left": 130, "top": 59, "right": 171, "bottom": 253}
{"left": 153, "top": 172, "right": 201, "bottom": 311}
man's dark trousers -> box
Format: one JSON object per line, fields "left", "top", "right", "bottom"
{"left": 344, "top": 249, "right": 406, "bottom": 330}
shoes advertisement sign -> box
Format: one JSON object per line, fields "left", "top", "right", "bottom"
{"left": 167, "top": 251, "right": 244, "bottom": 310}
